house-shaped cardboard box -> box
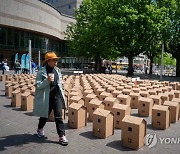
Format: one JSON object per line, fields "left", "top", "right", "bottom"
{"left": 139, "top": 91, "right": 150, "bottom": 98}
{"left": 149, "top": 95, "right": 161, "bottom": 105}
{"left": 117, "top": 94, "right": 131, "bottom": 106}
{"left": 122, "top": 89, "right": 132, "bottom": 95}
{"left": 159, "top": 93, "right": 169, "bottom": 104}
{"left": 88, "top": 99, "right": 105, "bottom": 121}
{"left": 99, "top": 92, "right": 113, "bottom": 101}
{"left": 11, "top": 89, "right": 21, "bottom": 107}
{"left": 84, "top": 94, "right": 98, "bottom": 109}
{"left": 121, "top": 115, "right": 146, "bottom": 150}
{"left": 103, "top": 97, "right": 119, "bottom": 111}
{"left": 171, "top": 98, "right": 180, "bottom": 119}
{"left": 129, "top": 92, "right": 140, "bottom": 109}
{"left": 112, "top": 90, "right": 122, "bottom": 98}
{"left": 163, "top": 101, "right": 179, "bottom": 123}
{"left": 112, "top": 104, "right": 131, "bottom": 129}
{"left": 68, "top": 103, "right": 87, "bottom": 129}
{"left": 69, "top": 96, "right": 85, "bottom": 106}
{"left": 164, "top": 92, "right": 175, "bottom": 101}
{"left": 93, "top": 108, "right": 114, "bottom": 138}
{"left": 106, "top": 86, "right": 116, "bottom": 93}
{"left": 21, "top": 92, "right": 34, "bottom": 111}
{"left": 152, "top": 105, "right": 170, "bottom": 129}
{"left": 171, "top": 90, "right": 180, "bottom": 98}
{"left": 138, "top": 97, "right": 153, "bottom": 117}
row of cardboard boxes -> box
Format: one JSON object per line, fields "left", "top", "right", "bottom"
{"left": 68, "top": 100, "right": 179, "bottom": 150}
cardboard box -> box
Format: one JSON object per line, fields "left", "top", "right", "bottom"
{"left": 139, "top": 91, "right": 150, "bottom": 98}
{"left": 84, "top": 94, "right": 98, "bottom": 109}
{"left": 171, "top": 98, "right": 180, "bottom": 119}
{"left": 129, "top": 93, "right": 140, "bottom": 109}
{"left": 95, "top": 88, "right": 105, "bottom": 96}
{"left": 93, "top": 108, "right": 114, "bottom": 138}
{"left": 99, "top": 92, "right": 112, "bottom": 101}
{"left": 11, "top": 89, "right": 21, "bottom": 107}
{"left": 21, "top": 92, "right": 34, "bottom": 111}
{"left": 121, "top": 115, "right": 146, "bottom": 150}
{"left": 112, "top": 104, "right": 131, "bottom": 129}
{"left": 148, "top": 90, "right": 157, "bottom": 95}
{"left": 159, "top": 93, "right": 169, "bottom": 104}
{"left": 150, "top": 95, "right": 162, "bottom": 105}
{"left": 69, "top": 96, "right": 85, "bottom": 106}
{"left": 138, "top": 97, "right": 153, "bottom": 117}
{"left": 112, "top": 90, "right": 122, "bottom": 97}
{"left": 165, "top": 92, "right": 175, "bottom": 101}
{"left": 163, "top": 101, "right": 179, "bottom": 123}
{"left": 0, "top": 75, "right": 6, "bottom": 81}
{"left": 132, "top": 88, "right": 140, "bottom": 93}
{"left": 152, "top": 105, "right": 170, "bottom": 129}
{"left": 104, "top": 97, "right": 119, "bottom": 111}
{"left": 69, "top": 91, "right": 82, "bottom": 99}
{"left": 83, "top": 89, "right": 93, "bottom": 97}
{"left": 171, "top": 90, "right": 180, "bottom": 98}
{"left": 117, "top": 94, "right": 131, "bottom": 106}
{"left": 122, "top": 89, "right": 132, "bottom": 95}
{"left": 106, "top": 86, "right": 116, "bottom": 93}
{"left": 170, "top": 82, "right": 176, "bottom": 90}
{"left": 116, "top": 86, "right": 124, "bottom": 91}
{"left": 88, "top": 99, "right": 105, "bottom": 121}
{"left": 68, "top": 103, "right": 87, "bottom": 129}
{"left": 5, "top": 84, "right": 13, "bottom": 97}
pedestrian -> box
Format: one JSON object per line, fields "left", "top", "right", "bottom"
{"left": 1, "top": 59, "right": 8, "bottom": 75}
{"left": 107, "top": 64, "right": 112, "bottom": 74}
{"left": 33, "top": 52, "right": 68, "bottom": 146}
{"left": 14, "top": 60, "right": 21, "bottom": 74}
{"left": 31, "top": 60, "right": 37, "bottom": 74}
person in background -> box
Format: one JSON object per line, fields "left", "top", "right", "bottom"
{"left": 33, "top": 52, "right": 68, "bottom": 146}
{"left": 14, "top": 60, "right": 21, "bottom": 74}
{"left": 1, "top": 59, "right": 8, "bottom": 75}
{"left": 31, "top": 60, "right": 37, "bottom": 74}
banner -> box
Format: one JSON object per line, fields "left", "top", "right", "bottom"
{"left": 25, "top": 53, "right": 30, "bottom": 70}
{"left": 15, "top": 53, "right": 18, "bottom": 63}
{"left": 21, "top": 54, "right": 26, "bottom": 69}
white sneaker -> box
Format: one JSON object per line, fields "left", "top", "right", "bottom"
{"left": 37, "top": 129, "right": 45, "bottom": 138}
{"left": 59, "top": 135, "right": 68, "bottom": 146}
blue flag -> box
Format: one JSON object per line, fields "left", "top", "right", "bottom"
{"left": 15, "top": 53, "right": 18, "bottom": 63}
{"left": 21, "top": 54, "right": 26, "bottom": 69}
{"left": 25, "top": 53, "right": 30, "bottom": 70}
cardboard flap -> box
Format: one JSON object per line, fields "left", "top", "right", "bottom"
{"left": 122, "top": 115, "right": 145, "bottom": 125}
{"left": 86, "top": 94, "right": 97, "bottom": 99}
{"left": 163, "top": 101, "right": 179, "bottom": 107}
{"left": 139, "top": 97, "right": 152, "bottom": 102}
{"left": 70, "top": 96, "right": 83, "bottom": 101}
{"left": 69, "top": 102, "right": 83, "bottom": 110}
{"left": 89, "top": 99, "right": 102, "bottom": 105}
{"left": 112, "top": 103, "right": 129, "bottom": 110}
{"left": 93, "top": 108, "right": 111, "bottom": 117}
{"left": 152, "top": 105, "right": 169, "bottom": 111}
{"left": 104, "top": 97, "right": 116, "bottom": 102}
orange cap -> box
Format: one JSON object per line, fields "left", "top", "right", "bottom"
{"left": 45, "top": 52, "right": 60, "bottom": 61}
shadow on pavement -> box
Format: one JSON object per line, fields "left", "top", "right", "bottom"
{"left": 0, "top": 133, "right": 57, "bottom": 151}
{"left": 106, "top": 140, "right": 134, "bottom": 151}
{"left": 79, "top": 131, "right": 99, "bottom": 140}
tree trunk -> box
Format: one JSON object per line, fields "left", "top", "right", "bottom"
{"left": 176, "top": 57, "right": 180, "bottom": 77}
{"left": 127, "top": 56, "right": 134, "bottom": 76}
{"left": 149, "top": 56, "right": 153, "bottom": 75}
{"left": 94, "top": 56, "right": 102, "bottom": 73}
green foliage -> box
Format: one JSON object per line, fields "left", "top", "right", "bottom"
{"left": 154, "top": 52, "right": 176, "bottom": 66}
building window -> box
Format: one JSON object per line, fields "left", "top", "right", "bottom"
{"left": 68, "top": 5, "right": 71, "bottom": 9}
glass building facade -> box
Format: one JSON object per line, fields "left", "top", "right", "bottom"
{"left": 0, "top": 26, "right": 92, "bottom": 69}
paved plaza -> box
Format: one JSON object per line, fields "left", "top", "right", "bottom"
{"left": 0, "top": 70, "right": 180, "bottom": 154}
